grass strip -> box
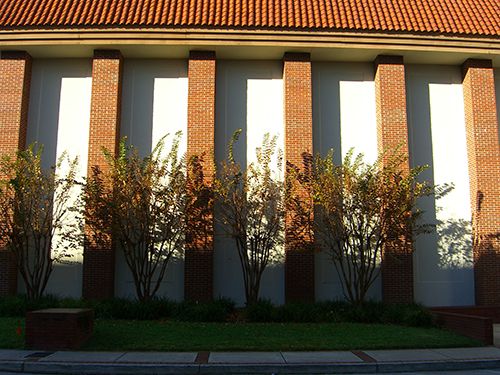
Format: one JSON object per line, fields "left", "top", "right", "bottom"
{"left": 0, "top": 318, "right": 483, "bottom": 351}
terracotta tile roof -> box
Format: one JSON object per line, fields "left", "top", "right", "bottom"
{"left": 1, "top": 0, "right": 499, "bottom": 36}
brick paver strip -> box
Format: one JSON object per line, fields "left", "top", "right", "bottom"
{"left": 351, "top": 350, "right": 377, "bottom": 363}
{"left": 195, "top": 351, "right": 210, "bottom": 364}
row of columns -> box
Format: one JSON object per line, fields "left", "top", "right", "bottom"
{"left": 1, "top": 49, "right": 499, "bottom": 305}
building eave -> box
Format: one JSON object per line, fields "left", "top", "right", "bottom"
{"left": 1, "top": 27, "right": 500, "bottom": 66}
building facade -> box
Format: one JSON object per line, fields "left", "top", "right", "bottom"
{"left": 1, "top": 0, "right": 500, "bottom": 307}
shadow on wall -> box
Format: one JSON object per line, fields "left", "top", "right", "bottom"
{"left": 435, "top": 183, "right": 473, "bottom": 269}
{"left": 472, "top": 190, "right": 500, "bottom": 306}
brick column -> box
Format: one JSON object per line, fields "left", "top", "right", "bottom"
{"left": 283, "top": 52, "right": 315, "bottom": 302}
{"left": 184, "top": 51, "right": 215, "bottom": 302}
{"left": 0, "top": 51, "right": 32, "bottom": 296}
{"left": 82, "top": 50, "right": 123, "bottom": 300}
{"left": 374, "top": 55, "right": 414, "bottom": 303}
{"left": 461, "top": 59, "right": 500, "bottom": 306}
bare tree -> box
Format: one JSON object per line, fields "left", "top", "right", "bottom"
{"left": 83, "top": 133, "right": 187, "bottom": 302}
{"left": 0, "top": 144, "right": 80, "bottom": 300}
{"left": 288, "top": 148, "right": 432, "bottom": 307}
{"left": 214, "top": 130, "right": 285, "bottom": 306}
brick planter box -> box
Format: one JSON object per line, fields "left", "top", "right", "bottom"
{"left": 429, "top": 306, "right": 500, "bottom": 345}
{"left": 25, "top": 308, "right": 94, "bottom": 350}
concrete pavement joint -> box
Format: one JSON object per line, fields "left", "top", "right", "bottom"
{"left": 114, "top": 352, "right": 128, "bottom": 362}
{"left": 279, "top": 352, "right": 287, "bottom": 364}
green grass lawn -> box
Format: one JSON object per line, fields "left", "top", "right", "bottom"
{"left": 0, "top": 317, "right": 483, "bottom": 351}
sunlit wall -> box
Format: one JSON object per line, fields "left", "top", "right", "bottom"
{"left": 406, "top": 64, "right": 474, "bottom": 307}
{"left": 24, "top": 59, "right": 92, "bottom": 297}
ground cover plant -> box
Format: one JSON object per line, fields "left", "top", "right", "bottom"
{"left": 0, "top": 295, "right": 483, "bottom": 351}
{"left": 0, "top": 295, "right": 436, "bottom": 327}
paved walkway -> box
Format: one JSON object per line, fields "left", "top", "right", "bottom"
{"left": 2, "top": 347, "right": 500, "bottom": 374}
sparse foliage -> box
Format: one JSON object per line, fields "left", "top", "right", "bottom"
{"left": 0, "top": 144, "right": 80, "bottom": 300}
{"left": 214, "top": 130, "right": 285, "bottom": 306}
{"left": 288, "top": 148, "right": 432, "bottom": 307}
{"left": 83, "top": 133, "right": 187, "bottom": 303}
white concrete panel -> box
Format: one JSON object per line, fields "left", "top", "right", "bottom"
{"left": 25, "top": 59, "right": 92, "bottom": 297}
{"left": 339, "top": 81, "right": 377, "bottom": 164}
{"left": 215, "top": 60, "right": 284, "bottom": 306}
{"left": 246, "top": 79, "right": 283, "bottom": 170}
{"left": 114, "top": 250, "right": 184, "bottom": 301}
{"left": 312, "top": 62, "right": 381, "bottom": 302}
{"left": 406, "top": 64, "right": 474, "bottom": 307}
{"left": 429, "top": 84, "right": 471, "bottom": 222}
{"left": 152, "top": 77, "right": 188, "bottom": 158}
{"left": 116, "top": 59, "right": 188, "bottom": 301}
{"left": 121, "top": 59, "right": 188, "bottom": 157}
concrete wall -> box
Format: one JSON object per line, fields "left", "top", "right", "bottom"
{"left": 214, "top": 60, "right": 284, "bottom": 306}
{"left": 115, "top": 59, "right": 188, "bottom": 300}
{"left": 406, "top": 64, "right": 474, "bottom": 307}
{"left": 24, "top": 58, "right": 92, "bottom": 297}
{"left": 312, "top": 61, "right": 381, "bottom": 302}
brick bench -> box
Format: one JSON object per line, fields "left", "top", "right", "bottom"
{"left": 25, "top": 308, "right": 94, "bottom": 350}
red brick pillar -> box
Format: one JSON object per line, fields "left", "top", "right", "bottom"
{"left": 82, "top": 50, "right": 123, "bottom": 300}
{"left": 461, "top": 59, "right": 500, "bottom": 306}
{"left": 184, "top": 51, "right": 215, "bottom": 302}
{"left": 374, "top": 55, "right": 414, "bottom": 303}
{"left": 283, "top": 52, "right": 315, "bottom": 302}
{"left": 0, "top": 51, "right": 32, "bottom": 296}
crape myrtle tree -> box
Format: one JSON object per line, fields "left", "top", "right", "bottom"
{"left": 83, "top": 132, "right": 189, "bottom": 303}
{"left": 0, "top": 144, "right": 80, "bottom": 300}
{"left": 288, "top": 148, "right": 432, "bottom": 307}
{"left": 214, "top": 130, "right": 285, "bottom": 306}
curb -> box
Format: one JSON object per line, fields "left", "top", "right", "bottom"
{"left": 1, "top": 358, "right": 500, "bottom": 374}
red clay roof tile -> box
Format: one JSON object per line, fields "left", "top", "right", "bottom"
{"left": 0, "top": 0, "right": 499, "bottom": 36}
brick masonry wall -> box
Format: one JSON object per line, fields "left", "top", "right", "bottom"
{"left": 25, "top": 308, "right": 94, "bottom": 350}
{"left": 82, "top": 50, "right": 123, "bottom": 300}
{"left": 462, "top": 59, "right": 500, "bottom": 306}
{"left": 431, "top": 310, "right": 493, "bottom": 345}
{"left": 283, "top": 52, "right": 315, "bottom": 303}
{"left": 184, "top": 51, "right": 216, "bottom": 302}
{"left": 374, "top": 55, "right": 414, "bottom": 303}
{"left": 0, "top": 51, "right": 32, "bottom": 296}
{"left": 430, "top": 305, "right": 500, "bottom": 323}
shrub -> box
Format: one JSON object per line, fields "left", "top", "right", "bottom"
{"left": 245, "top": 298, "right": 276, "bottom": 322}
{"left": 0, "top": 145, "right": 81, "bottom": 300}
{"left": 288, "top": 148, "right": 433, "bottom": 307}
{"left": 0, "top": 293, "right": 435, "bottom": 328}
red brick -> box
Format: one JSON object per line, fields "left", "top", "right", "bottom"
{"left": 0, "top": 50, "right": 32, "bottom": 296}
{"left": 283, "top": 52, "right": 315, "bottom": 303}
{"left": 184, "top": 51, "right": 215, "bottom": 302}
{"left": 374, "top": 55, "right": 414, "bottom": 303}
{"left": 25, "top": 308, "right": 94, "bottom": 350}
{"left": 82, "top": 50, "right": 123, "bottom": 300}
{"left": 462, "top": 59, "right": 500, "bottom": 306}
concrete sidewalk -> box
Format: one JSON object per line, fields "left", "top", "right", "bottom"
{"left": 1, "top": 347, "right": 500, "bottom": 374}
